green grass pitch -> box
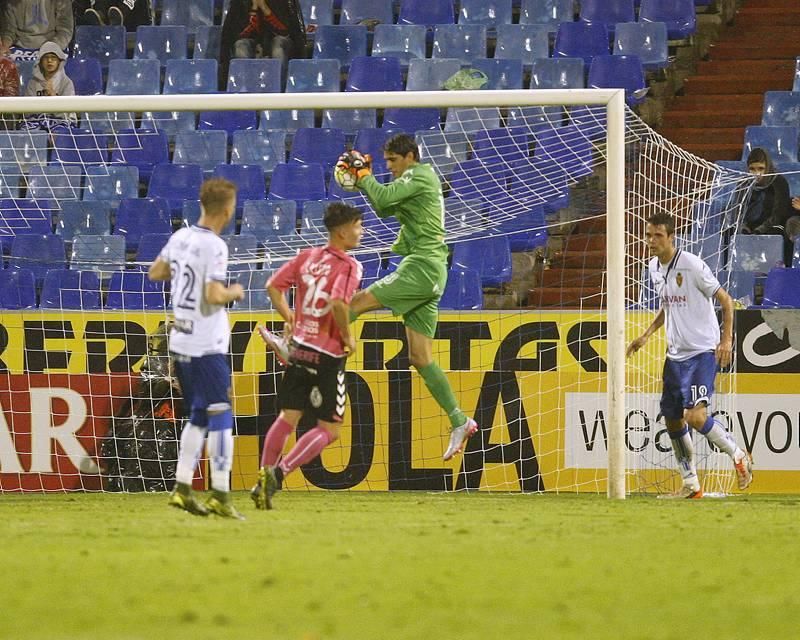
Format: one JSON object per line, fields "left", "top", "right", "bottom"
{"left": 2, "top": 491, "right": 799, "bottom": 640}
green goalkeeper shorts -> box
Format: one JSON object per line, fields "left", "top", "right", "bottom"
{"left": 368, "top": 255, "right": 448, "bottom": 339}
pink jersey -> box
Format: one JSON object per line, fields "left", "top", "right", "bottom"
{"left": 268, "top": 245, "right": 362, "bottom": 358}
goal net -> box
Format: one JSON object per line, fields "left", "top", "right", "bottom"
{"left": 0, "top": 91, "right": 755, "bottom": 496}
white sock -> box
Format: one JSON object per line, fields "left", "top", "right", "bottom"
{"left": 207, "top": 428, "right": 234, "bottom": 493}
{"left": 175, "top": 422, "right": 207, "bottom": 486}
{"left": 669, "top": 426, "right": 699, "bottom": 489}
{"left": 702, "top": 421, "right": 743, "bottom": 461}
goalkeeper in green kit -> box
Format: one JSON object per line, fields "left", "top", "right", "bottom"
{"left": 260, "top": 133, "right": 478, "bottom": 460}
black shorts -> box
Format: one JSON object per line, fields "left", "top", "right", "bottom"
{"left": 277, "top": 345, "right": 347, "bottom": 423}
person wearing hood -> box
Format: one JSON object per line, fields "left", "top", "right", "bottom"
{"left": 20, "top": 41, "right": 77, "bottom": 131}
{"left": 0, "top": 0, "right": 73, "bottom": 55}
{"left": 744, "top": 147, "right": 793, "bottom": 265}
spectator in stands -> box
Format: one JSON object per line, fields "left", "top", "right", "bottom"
{"left": 20, "top": 40, "right": 77, "bottom": 131}
{"left": 76, "top": 0, "right": 152, "bottom": 31}
{"left": 0, "top": 0, "right": 74, "bottom": 58}
{"left": 744, "top": 147, "right": 794, "bottom": 266}
{"left": 219, "top": 0, "right": 306, "bottom": 90}
{"left": 0, "top": 50, "right": 21, "bottom": 129}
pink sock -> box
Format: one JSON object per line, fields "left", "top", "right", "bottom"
{"left": 260, "top": 416, "right": 295, "bottom": 468}
{"left": 278, "top": 426, "right": 334, "bottom": 475}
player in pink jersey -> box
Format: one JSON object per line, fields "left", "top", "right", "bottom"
{"left": 251, "top": 202, "right": 363, "bottom": 510}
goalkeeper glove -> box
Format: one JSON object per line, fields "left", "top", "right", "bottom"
{"left": 337, "top": 150, "right": 372, "bottom": 185}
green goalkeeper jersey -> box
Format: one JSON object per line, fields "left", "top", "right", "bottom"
{"left": 358, "top": 163, "right": 449, "bottom": 264}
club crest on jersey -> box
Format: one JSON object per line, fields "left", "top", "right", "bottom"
{"left": 676, "top": 272, "right": 683, "bottom": 287}
{"left": 309, "top": 386, "right": 323, "bottom": 408}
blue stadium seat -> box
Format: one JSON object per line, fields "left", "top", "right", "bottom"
{"left": 730, "top": 234, "right": 785, "bottom": 273}
{"left": 448, "top": 158, "right": 509, "bottom": 202}
{"left": 114, "top": 197, "right": 172, "bottom": 250}
{"left": 174, "top": 130, "right": 228, "bottom": 171}
{"left": 794, "top": 57, "right": 800, "bottom": 93}
{"left": 106, "top": 59, "right": 161, "bottom": 95}
{"left": 352, "top": 128, "right": 399, "bottom": 178}
{"left": 148, "top": 164, "right": 204, "bottom": 213}
{"left": 724, "top": 269, "right": 756, "bottom": 304}
{"left": 777, "top": 161, "right": 800, "bottom": 197}
{"left": 83, "top": 166, "right": 139, "bottom": 207}
{"left": 0, "top": 131, "right": 48, "bottom": 170}
{"left": 313, "top": 25, "right": 368, "bottom": 69}
{"left": 762, "top": 91, "right": 800, "bottom": 128}
{"left": 0, "top": 198, "right": 53, "bottom": 251}
{"left": 498, "top": 204, "right": 549, "bottom": 252}
{"left": 416, "top": 130, "right": 470, "bottom": 178}
{"left": 638, "top": 0, "right": 696, "bottom": 40}
{"left": 9, "top": 234, "right": 66, "bottom": 284}
{"left": 356, "top": 251, "right": 383, "bottom": 288}
{"left": 382, "top": 108, "right": 440, "bottom": 133}
{"left": 554, "top": 22, "right": 610, "bottom": 67}
{"left": 259, "top": 109, "right": 315, "bottom": 134}
{"left": 269, "top": 164, "right": 328, "bottom": 211}
{"left": 140, "top": 110, "right": 197, "bottom": 142}
{"left": 81, "top": 110, "right": 137, "bottom": 135}
{"left": 240, "top": 199, "right": 297, "bottom": 245}
{"left": 0, "top": 163, "right": 21, "bottom": 198}
{"left": 761, "top": 267, "right": 800, "bottom": 308}
{"left": 588, "top": 54, "right": 647, "bottom": 106}
{"left": 193, "top": 25, "right": 222, "bottom": 60}
{"left": 163, "top": 59, "right": 217, "bottom": 94}
{"left": 110, "top": 129, "right": 168, "bottom": 184}
{"left": 70, "top": 234, "right": 126, "bottom": 277}
{"left": 15, "top": 59, "right": 34, "bottom": 95}
{"left": 227, "top": 58, "right": 282, "bottom": 93}
{"left": 56, "top": 200, "right": 112, "bottom": 242}
{"left": 27, "top": 165, "right": 82, "bottom": 202}
{"left": 231, "top": 129, "right": 286, "bottom": 173}
{"left": 322, "top": 108, "right": 377, "bottom": 134}
{"left": 579, "top": 0, "right": 635, "bottom": 32}
{"left": 472, "top": 127, "right": 530, "bottom": 165}
{"left": 508, "top": 158, "right": 570, "bottom": 214}
{"left": 72, "top": 26, "right": 126, "bottom": 68}
{"left": 231, "top": 270, "right": 273, "bottom": 310}
{"left": 444, "top": 197, "right": 490, "bottom": 238}
{"left": 52, "top": 129, "right": 108, "bottom": 165}
{"left": 134, "top": 26, "right": 188, "bottom": 65}
{"left": 406, "top": 58, "right": 461, "bottom": 91}
{"left": 793, "top": 236, "right": 800, "bottom": 268}
{"left": 519, "top": 0, "right": 574, "bottom": 30}
{"left": 742, "top": 126, "right": 799, "bottom": 164}
{"left": 471, "top": 58, "right": 523, "bottom": 90}
{"left": 65, "top": 58, "right": 103, "bottom": 95}
{"left": 105, "top": 271, "right": 167, "bottom": 310}
{"left": 160, "top": 0, "right": 214, "bottom": 34}
{"left": 225, "top": 233, "right": 260, "bottom": 272}
{"left": 459, "top": 0, "right": 512, "bottom": 33}
{"left": 290, "top": 128, "right": 347, "bottom": 174}
{"left": 494, "top": 24, "right": 550, "bottom": 68}
{"left": 372, "top": 25, "right": 426, "bottom": 67}
{"left": 40, "top": 269, "right": 101, "bottom": 310}
{"left": 213, "top": 164, "right": 267, "bottom": 203}
{"left": 299, "top": 0, "right": 334, "bottom": 32}
{"left": 432, "top": 25, "right": 487, "bottom": 65}
{"left": 134, "top": 232, "right": 172, "bottom": 264}
{"left": 0, "top": 268, "right": 36, "bottom": 309}
{"left": 444, "top": 107, "right": 501, "bottom": 135}
{"left": 398, "top": 0, "right": 454, "bottom": 26}
{"left": 513, "top": 57, "right": 585, "bottom": 128}
{"left": 180, "top": 199, "right": 235, "bottom": 235}
{"left": 613, "top": 21, "right": 669, "bottom": 70}
{"left": 375, "top": 252, "right": 402, "bottom": 279}
{"left": 286, "top": 58, "right": 341, "bottom": 92}
{"left": 439, "top": 266, "right": 483, "bottom": 310}
{"left": 533, "top": 123, "right": 594, "bottom": 182}
{"left": 452, "top": 236, "right": 513, "bottom": 287}
{"left": 346, "top": 56, "right": 404, "bottom": 92}
{"left": 340, "top": 0, "right": 394, "bottom": 26}
{"left": 199, "top": 111, "right": 258, "bottom": 140}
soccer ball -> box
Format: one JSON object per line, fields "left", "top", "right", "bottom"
{"left": 334, "top": 163, "right": 359, "bottom": 192}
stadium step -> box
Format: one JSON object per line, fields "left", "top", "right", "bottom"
{"left": 661, "top": 109, "right": 759, "bottom": 129}
{"left": 658, "top": 127, "right": 744, "bottom": 145}
{"left": 562, "top": 233, "right": 606, "bottom": 252}
{"left": 526, "top": 287, "right": 605, "bottom": 309}
{"left": 709, "top": 43, "right": 800, "bottom": 59}
{"left": 675, "top": 142, "right": 745, "bottom": 162}
{"left": 733, "top": 7, "right": 800, "bottom": 26}
{"left": 667, "top": 95, "right": 764, "bottom": 111}
{"left": 554, "top": 250, "right": 606, "bottom": 269}
{"left": 539, "top": 268, "right": 605, "bottom": 288}
{"left": 695, "top": 58, "right": 796, "bottom": 76}
{"left": 681, "top": 74, "right": 791, "bottom": 94}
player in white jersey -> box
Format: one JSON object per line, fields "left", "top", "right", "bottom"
{"left": 148, "top": 178, "right": 246, "bottom": 519}
{"left": 627, "top": 213, "right": 753, "bottom": 498}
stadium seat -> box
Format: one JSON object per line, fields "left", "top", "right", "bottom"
{"left": 193, "top": 25, "right": 222, "bottom": 60}
{"left": 9, "top": 234, "right": 66, "bottom": 284}
{"left": 56, "top": 200, "right": 112, "bottom": 242}
{"left": 382, "top": 108, "right": 440, "bottom": 134}
{"left": 794, "top": 57, "right": 800, "bottom": 93}
{"left": 398, "top": 0, "right": 454, "bottom": 26}
{"left": 444, "top": 107, "right": 501, "bottom": 135}
{"left": 70, "top": 234, "right": 126, "bottom": 277}
{"left": 83, "top": 166, "right": 139, "bottom": 207}
{"left": 298, "top": 199, "right": 328, "bottom": 242}
{"left": 148, "top": 164, "right": 204, "bottom": 213}
{"left": 742, "top": 126, "right": 799, "bottom": 164}
{"left": 340, "top": 0, "right": 394, "bottom": 26}
{"left": 259, "top": 109, "right": 315, "bottom": 135}
{"left": 613, "top": 21, "right": 669, "bottom": 70}
{"left": 730, "top": 234, "right": 785, "bottom": 273}
{"left": 227, "top": 58, "right": 282, "bottom": 93}
{"left": 588, "top": 54, "right": 648, "bottom": 106}
{"left": 213, "top": 164, "right": 267, "bottom": 203}
{"left": 406, "top": 58, "right": 461, "bottom": 91}
{"left": 198, "top": 111, "right": 258, "bottom": 140}
{"left": 65, "top": 58, "right": 103, "bottom": 95}
{"left": 289, "top": 128, "right": 347, "bottom": 174}
{"left": 40, "top": 269, "right": 101, "bottom": 310}
{"left": 81, "top": 110, "right": 137, "bottom": 135}
{"left": 372, "top": 25, "right": 426, "bottom": 67}
{"left": 459, "top": 0, "right": 512, "bottom": 33}
{"left": 723, "top": 269, "right": 756, "bottom": 305}
{"left": 322, "top": 108, "right": 377, "bottom": 134}
{"left": 114, "top": 197, "right": 172, "bottom": 250}
{"left": 110, "top": 129, "right": 168, "bottom": 184}
{"left": 579, "top": 0, "right": 635, "bottom": 32}
{"left": 181, "top": 199, "right": 235, "bottom": 235}
{"left": 139, "top": 110, "right": 197, "bottom": 142}
{"left": 345, "top": 56, "right": 404, "bottom": 92}
{"left": 231, "top": 270, "right": 273, "bottom": 310}
{"left": 519, "top": 0, "right": 574, "bottom": 30}
{"left": 375, "top": 252, "right": 402, "bottom": 279}
{"left": 351, "top": 127, "right": 399, "bottom": 178}
{"left": 225, "top": 233, "right": 260, "bottom": 272}
{"left": 416, "top": 130, "right": 471, "bottom": 178}
{"left": 105, "top": 271, "right": 167, "bottom": 310}
{"left": 15, "top": 59, "right": 34, "bottom": 95}
{"left": 554, "top": 22, "right": 611, "bottom": 67}
{"left": 72, "top": 26, "right": 126, "bottom": 68}
{"left": 52, "top": 130, "right": 108, "bottom": 165}
{"left": 231, "top": 129, "right": 286, "bottom": 173}
{"left": 0, "top": 268, "right": 36, "bottom": 309}
{"left": 444, "top": 197, "right": 488, "bottom": 238}
{"left": 793, "top": 237, "right": 800, "bottom": 268}
{"left": 452, "top": 236, "right": 513, "bottom": 287}
{"left": 160, "top": 0, "right": 214, "bottom": 34}
{"left": 286, "top": 58, "right": 341, "bottom": 92}
{"left": 163, "top": 59, "right": 217, "bottom": 94}
{"left": 299, "top": 0, "right": 334, "bottom": 32}
{"left": 0, "top": 163, "right": 20, "bottom": 198}
{"left": 472, "top": 127, "right": 531, "bottom": 165}
{"left": 356, "top": 251, "right": 383, "bottom": 288}
{"left": 471, "top": 58, "right": 524, "bottom": 90}
{"left": 432, "top": 25, "right": 487, "bottom": 65}
{"left": 0, "top": 198, "right": 53, "bottom": 251}
{"left": 268, "top": 163, "right": 327, "bottom": 210}
{"left": 508, "top": 157, "right": 570, "bottom": 214}
{"left": 533, "top": 123, "right": 594, "bottom": 182}
{"left": 777, "top": 161, "right": 800, "bottom": 197}
{"left": 448, "top": 158, "right": 509, "bottom": 202}
{"left": 240, "top": 199, "right": 297, "bottom": 246}
{"left": 494, "top": 24, "right": 550, "bottom": 68}
{"left": 313, "top": 25, "right": 368, "bottom": 69}
{"left": 762, "top": 91, "right": 800, "bottom": 128}
{"left": 106, "top": 59, "right": 161, "bottom": 95}
{"left": 761, "top": 267, "right": 800, "bottom": 308}
{"left": 26, "top": 165, "right": 82, "bottom": 202}
{"left": 513, "top": 57, "right": 585, "bottom": 128}
{"left": 439, "top": 266, "right": 483, "bottom": 310}
{"left": 134, "top": 232, "right": 171, "bottom": 264}
{"left": 173, "top": 130, "right": 228, "bottom": 172}
{"left": 0, "top": 131, "right": 48, "bottom": 170}
{"left": 500, "top": 204, "right": 549, "bottom": 252}
{"left": 134, "top": 26, "right": 188, "bottom": 65}
{"left": 638, "top": 0, "right": 697, "bottom": 40}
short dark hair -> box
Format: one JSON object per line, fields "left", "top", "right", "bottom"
{"left": 646, "top": 212, "right": 675, "bottom": 236}
{"left": 324, "top": 201, "right": 362, "bottom": 231}
{"left": 200, "top": 178, "right": 237, "bottom": 215}
{"left": 384, "top": 133, "right": 420, "bottom": 160}
{"left": 746, "top": 147, "right": 774, "bottom": 172}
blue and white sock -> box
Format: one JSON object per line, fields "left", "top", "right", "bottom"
{"left": 207, "top": 428, "right": 234, "bottom": 493}
{"left": 175, "top": 422, "right": 207, "bottom": 486}
{"left": 669, "top": 425, "right": 699, "bottom": 489}
{"left": 699, "top": 416, "right": 743, "bottom": 461}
